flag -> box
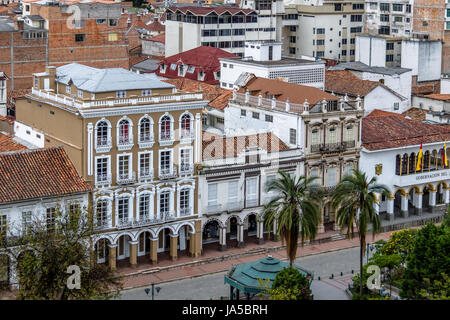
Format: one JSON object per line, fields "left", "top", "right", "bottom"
{"left": 444, "top": 141, "right": 448, "bottom": 168}
{"left": 416, "top": 142, "right": 423, "bottom": 171}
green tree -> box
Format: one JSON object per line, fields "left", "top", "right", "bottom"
{"left": 442, "top": 205, "right": 450, "bottom": 229}
{"left": 400, "top": 223, "right": 450, "bottom": 299}
{"left": 418, "top": 273, "right": 450, "bottom": 300}
{"left": 269, "top": 267, "right": 312, "bottom": 300}
{"left": 380, "top": 229, "right": 417, "bottom": 263}
{"left": 0, "top": 205, "right": 122, "bottom": 300}
{"left": 263, "top": 170, "right": 322, "bottom": 266}
{"left": 331, "top": 169, "right": 390, "bottom": 298}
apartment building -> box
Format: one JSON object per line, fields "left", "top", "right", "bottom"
{"left": 285, "top": 0, "right": 365, "bottom": 62}
{"left": 164, "top": 2, "right": 283, "bottom": 57}
{"left": 364, "top": 0, "right": 413, "bottom": 37}
{"left": 14, "top": 63, "right": 209, "bottom": 269}
{"left": 219, "top": 41, "right": 326, "bottom": 90}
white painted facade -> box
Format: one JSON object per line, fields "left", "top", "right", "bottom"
{"left": 13, "top": 120, "right": 45, "bottom": 148}
{"left": 0, "top": 75, "right": 7, "bottom": 117}
{"left": 355, "top": 35, "right": 387, "bottom": 67}
{"left": 440, "top": 77, "right": 450, "bottom": 94}
{"left": 363, "top": 85, "right": 408, "bottom": 115}
{"left": 411, "top": 95, "right": 450, "bottom": 124}
{"left": 401, "top": 39, "right": 442, "bottom": 82}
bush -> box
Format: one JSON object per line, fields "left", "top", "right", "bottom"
{"left": 269, "top": 267, "right": 313, "bottom": 300}
{"left": 380, "top": 229, "right": 418, "bottom": 262}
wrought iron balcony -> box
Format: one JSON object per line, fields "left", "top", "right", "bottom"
{"left": 139, "top": 168, "right": 153, "bottom": 180}
{"left": 159, "top": 131, "right": 174, "bottom": 146}
{"left": 179, "top": 130, "right": 194, "bottom": 143}
{"left": 159, "top": 211, "right": 176, "bottom": 221}
{"left": 94, "top": 218, "right": 110, "bottom": 230}
{"left": 138, "top": 133, "right": 155, "bottom": 148}
{"left": 310, "top": 141, "right": 356, "bottom": 153}
{"left": 95, "top": 174, "right": 112, "bottom": 186}
{"left": 117, "top": 171, "right": 136, "bottom": 185}
{"left": 179, "top": 207, "right": 192, "bottom": 216}
{"left": 179, "top": 163, "right": 194, "bottom": 175}
{"left": 159, "top": 166, "right": 176, "bottom": 179}
{"left": 95, "top": 137, "right": 112, "bottom": 152}
{"left": 117, "top": 135, "right": 134, "bottom": 150}
{"left": 116, "top": 218, "right": 133, "bottom": 229}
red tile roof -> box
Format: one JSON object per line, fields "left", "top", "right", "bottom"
{"left": 0, "top": 147, "right": 92, "bottom": 204}
{"left": 362, "top": 110, "right": 450, "bottom": 151}
{"left": 148, "top": 33, "right": 165, "bottom": 44}
{"left": 402, "top": 107, "right": 427, "bottom": 121}
{"left": 0, "top": 115, "right": 14, "bottom": 125}
{"left": 238, "top": 77, "right": 338, "bottom": 107}
{"left": 202, "top": 131, "right": 289, "bottom": 161}
{"left": 0, "top": 133, "right": 27, "bottom": 152}
{"left": 422, "top": 94, "right": 450, "bottom": 102}
{"left": 147, "top": 21, "right": 165, "bottom": 32}
{"left": 326, "top": 70, "right": 380, "bottom": 97}
{"left": 167, "top": 6, "right": 256, "bottom": 16}
{"left": 156, "top": 46, "right": 238, "bottom": 85}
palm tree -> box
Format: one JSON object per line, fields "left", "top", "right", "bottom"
{"left": 263, "top": 170, "right": 322, "bottom": 267}
{"left": 331, "top": 169, "right": 390, "bottom": 297}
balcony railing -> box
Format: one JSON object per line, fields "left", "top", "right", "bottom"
{"left": 159, "top": 131, "right": 174, "bottom": 146}
{"left": 179, "top": 207, "right": 192, "bottom": 216}
{"left": 117, "top": 171, "right": 136, "bottom": 184}
{"left": 94, "top": 218, "right": 110, "bottom": 230}
{"left": 116, "top": 218, "right": 133, "bottom": 229}
{"left": 159, "top": 166, "right": 176, "bottom": 179}
{"left": 95, "top": 174, "right": 112, "bottom": 186}
{"left": 96, "top": 137, "right": 112, "bottom": 152}
{"left": 179, "top": 163, "right": 194, "bottom": 175}
{"left": 117, "top": 135, "right": 133, "bottom": 150}
{"left": 139, "top": 168, "right": 153, "bottom": 180}
{"left": 138, "top": 133, "right": 155, "bottom": 148}
{"left": 310, "top": 141, "right": 356, "bottom": 153}
{"left": 180, "top": 130, "right": 194, "bottom": 142}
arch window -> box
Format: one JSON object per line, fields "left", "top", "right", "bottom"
{"left": 409, "top": 152, "right": 416, "bottom": 174}
{"left": 180, "top": 114, "right": 192, "bottom": 140}
{"left": 139, "top": 117, "right": 153, "bottom": 144}
{"left": 423, "top": 150, "right": 430, "bottom": 171}
{"left": 96, "top": 121, "right": 109, "bottom": 146}
{"left": 395, "top": 154, "right": 401, "bottom": 175}
{"left": 345, "top": 125, "right": 353, "bottom": 141}
{"left": 328, "top": 127, "right": 337, "bottom": 144}
{"left": 160, "top": 115, "right": 172, "bottom": 142}
{"left": 431, "top": 150, "right": 438, "bottom": 170}
{"left": 401, "top": 154, "right": 408, "bottom": 175}
{"left": 118, "top": 119, "right": 131, "bottom": 145}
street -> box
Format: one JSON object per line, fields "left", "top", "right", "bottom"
{"left": 118, "top": 246, "right": 372, "bottom": 300}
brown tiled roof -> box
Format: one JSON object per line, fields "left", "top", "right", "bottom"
{"left": 148, "top": 33, "right": 165, "bottom": 44}
{"left": 238, "top": 77, "right": 338, "bottom": 107}
{"left": 362, "top": 110, "right": 450, "bottom": 151}
{"left": 147, "top": 21, "right": 165, "bottom": 32}
{"left": 422, "top": 94, "right": 450, "bottom": 102}
{"left": 0, "top": 133, "right": 27, "bottom": 152}
{"left": 163, "top": 78, "right": 232, "bottom": 110}
{"left": 202, "top": 131, "right": 290, "bottom": 161}
{"left": 402, "top": 107, "right": 427, "bottom": 121}
{"left": 0, "top": 147, "right": 92, "bottom": 204}
{"left": 0, "top": 115, "right": 14, "bottom": 125}
{"left": 325, "top": 70, "right": 379, "bottom": 97}
{"left": 366, "top": 109, "right": 405, "bottom": 118}
{"left": 129, "top": 55, "right": 149, "bottom": 69}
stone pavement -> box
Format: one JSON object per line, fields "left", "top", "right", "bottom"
{"left": 119, "top": 229, "right": 398, "bottom": 290}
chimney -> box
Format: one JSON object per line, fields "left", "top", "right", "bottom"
{"left": 137, "top": 14, "right": 141, "bottom": 21}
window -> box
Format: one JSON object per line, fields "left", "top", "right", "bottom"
{"left": 160, "top": 150, "right": 171, "bottom": 174}
{"left": 345, "top": 164, "right": 353, "bottom": 176}
{"left": 139, "top": 152, "right": 152, "bottom": 178}
{"left": 96, "top": 157, "right": 109, "bottom": 183}
{"left": 96, "top": 19, "right": 106, "bottom": 24}
{"left": 180, "top": 189, "right": 190, "bottom": 215}
{"left": 109, "top": 19, "right": 118, "bottom": 26}
{"left": 34, "top": 77, "right": 38, "bottom": 88}
{"left": 289, "top": 128, "right": 297, "bottom": 145}
{"left": 252, "top": 112, "right": 260, "bottom": 119}
{"left": 180, "top": 148, "right": 191, "bottom": 173}
{"left": 342, "top": 38, "right": 347, "bottom": 45}
{"left": 265, "top": 114, "right": 273, "bottom": 122}
{"left": 178, "top": 65, "right": 185, "bottom": 76}
{"left": 386, "top": 42, "right": 394, "bottom": 50}
{"left": 118, "top": 198, "right": 129, "bottom": 224}
{"left": 346, "top": 125, "right": 353, "bottom": 141}
{"left": 66, "top": 85, "right": 71, "bottom": 94}
{"left": 241, "top": 109, "right": 246, "bottom": 116}
{"left": 141, "top": 89, "right": 152, "bottom": 96}
{"left": 289, "top": 47, "right": 296, "bottom": 54}
{"left": 289, "top": 36, "right": 296, "bottom": 43}
{"left": 108, "top": 33, "right": 118, "bottom": 41}
{"left": 170, "top": 64, "right": 177, "bottom": 71}
{"left": 352, "top": 3, "right": 364, "bottom": 10}
{"left": 96, "top": 121, "right": 110, "bottom": 147}
{"left": 180, "top": 114, "right": 192, "bottom": 138}
{"left": 246, "top": 177, "right": 258, "bottom": 207}
{"left": 334, "top": 3, "right": 342, "bottom": 11}
{"left": 311, "top": 129, "right": 319, "bottom": 145}
{"left": 329, "top": 127, "right": 337, "bottom": 143}
{"left": 118, "top": 154, "right": 130, "bottom": 181}
{"left": 350, "top": 50, "right": 355, "bottom": 56}
{"left": 392, "top": 4, "right": 403, "bottom": 12}
{"left": 342, "top": 50, "right": 347, "bottom": 56}
{"left": 350, "top": 38, "right": 356, "bottom": 44}
{"left": 350, "top": 27, "right": 362, "bottom": 33}
{"left": 386, "top": 54, "right": 394, "bottom": 62}
{"left": 77, "top": 90, "right": 83, "bottom": 98}
{"left": 96, "top": 200, "right": 108, "bottom": 227}
{"left": 328, "top": 167, "right": 336, "bottom": 186}
{"left": 116, "top": 91, "right": 126, "bottom": 98}
{"left": 394, "top": 16, "right": 403, "bottom": 23}
{"left": 317, "top": 28, "right": 325, "bottom": 34}
{"left": 46, "top": 207, "right": 56, "bottom": 233}
{"left": 118, "top": 119, "right": 130, "bottom": 144}
{"left": 380, "top": 14, "right": 389, "bottom": 22}
{"left": 379, "top": 26, "right": 390, "bottom": 35}
{"left": 187, "top": 66, "right": 195, "bottom": 73}
{"left": 160, "top": 115, "right": 171, "bottom": 140}
{"left": 208, "top": 183, "right": 218, "bottom": 207}
{"left": 0, "top": 215, "right": 6, "bottom": 242}
{"left": 394, "top": 102, "right": 399, "bottom": 110}
{"left": 380, "top": 3, "right": 389, "bottom": 11}
{"left": 317, "top": 51, "right": 324, "bottom": 57}
{"left": 139, "top": 194, "right": 150, "bottom": 220}
{"left": 75, "top": 34, "right": 85, "bottom": 42}
{"left": 139, "top": 117, "right": 152, "bottom": 143}
{"left": 228, "top": 180, "right": 238, "bottom": 204}
{"left": 351, "top": 15, "right": 362, "bottom": 22}
{"left": 317, "top": 39, "right": 325, "bottom": 46}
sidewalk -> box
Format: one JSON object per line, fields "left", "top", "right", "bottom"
{"left": 119, "top": 230, "right": 397, "bottom": 290}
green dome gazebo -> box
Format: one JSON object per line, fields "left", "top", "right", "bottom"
{"left": 224, "top": 255, "right": 314, "bottom": 300}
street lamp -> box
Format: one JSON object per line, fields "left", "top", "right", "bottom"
{"left": 144, "top": 283, "right": 161, "bottom": 300}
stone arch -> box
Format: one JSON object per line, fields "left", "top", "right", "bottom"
{"left": 407, "top": 185, "right": 420, "bottom": 194}
{"left": 155, "top": 224, "right": 177, "bottom": 237}
{"left": 174, "top": 221, "right": 195, "bottom": 235}
{"left": 135, "top": 228, "right": 157, "bottom": 240}
{"left": 422, "top": 183, "right": 436, "bottom": 193}
{"left": 226, "top": 214, "right": 243, "bottom": 225}
{"left": 202, "top": 217, "right": 224, "bottom": 230}
{"left": 91, "top": 233, "right": 114, "bottom": 248}
{"left": 112, "top": 231, "right": 136, "bottom": 244}
{"left": 394, "top": 187, "right": 406, "bottom": 197}
{"left": 437, "top": 181, "right": 448, "bottom": 189}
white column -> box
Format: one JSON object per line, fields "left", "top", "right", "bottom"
{"left": 219, "top": 226, "right": 227, "bottom": 251}
{"left": 87, "top": 123, "right": 93, "bottom": 176}
{"left": 237, "top": 223, "right": 244, "bottom": 248}
{"left": 416, "top": 192, "right": 423, "bottom": 215}
{"left": 445, "top": 188, "right": 450, "bottom": 204}
{"left": 387, "top": 198, "right": 394, "bottom": 222}
{"left": 401, "top": 194, "right": 409, "bottom": 218}
{"left": 194, "top": 113, "right": 201, "bottom": 163}
{"left": 429, "top": 190, "right": 436, "bottom": 207}
{"left": 256, "top": 221, "right": 264, "bottom": 245}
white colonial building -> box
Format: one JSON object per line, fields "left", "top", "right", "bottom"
{"left": 360, "top": 110, "right": 450, "bottom": 225}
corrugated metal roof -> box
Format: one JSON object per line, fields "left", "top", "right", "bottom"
{"left": 56, "top": 63, "right": 174, "bottom": 93}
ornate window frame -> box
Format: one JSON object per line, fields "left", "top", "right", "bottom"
{"left": 138, "top": 114, "right": 155, "bottom": 148}
{"left": 94, "top": 118, "right": 112, "bottom": 153}
{"left": 116, "top": 116, "right": 134, "bottom": 151}
{"left": 158, "top": 112, "right": 174, "bottom": 146}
